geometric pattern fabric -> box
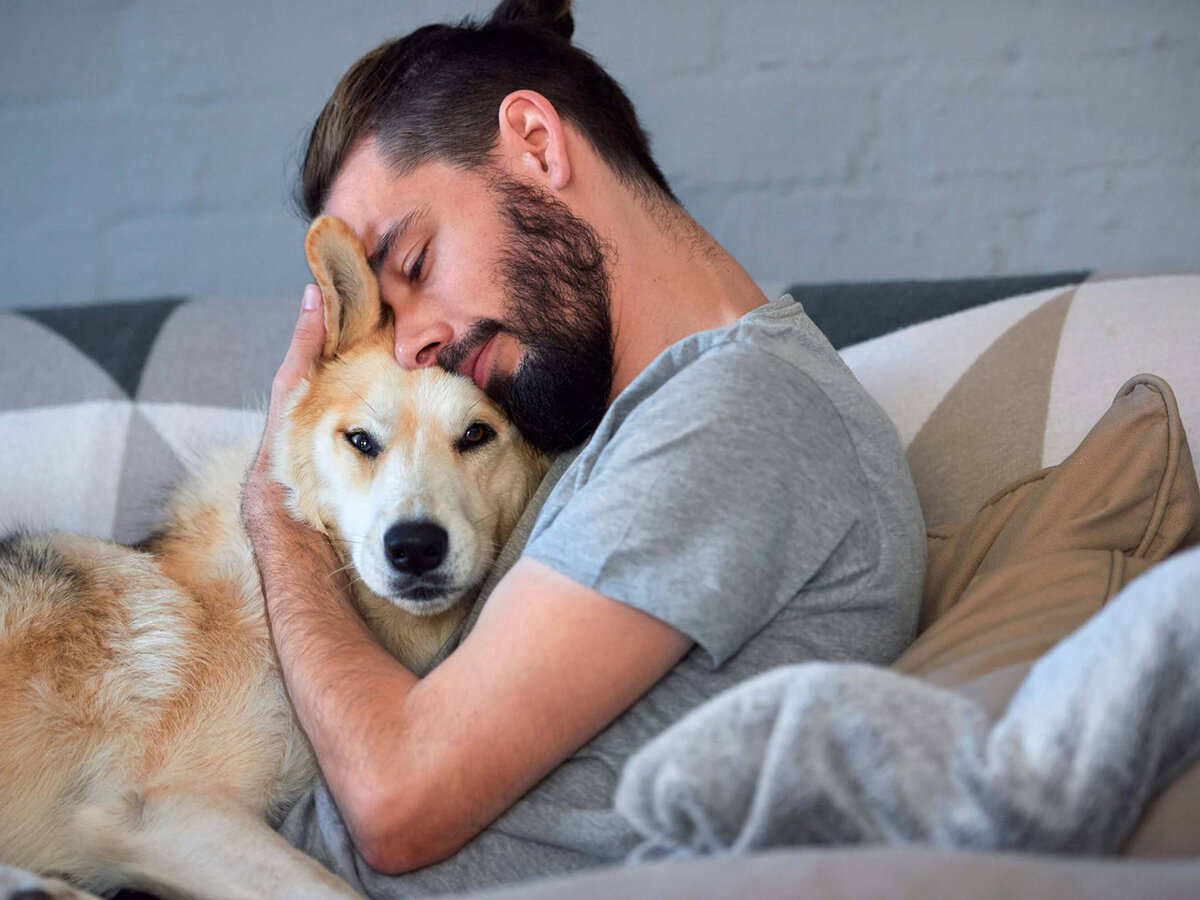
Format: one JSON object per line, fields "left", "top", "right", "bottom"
{"left": 2, "top": 275, "right": 1198, "bottom": 544}
{"left": 22, "top": 297, "right": 184, "bottom": 398}
{"left": 788, "top": 271, "right": 1090, "bottom": 350}
{"left": 840, "top": 275, "right": 1200, "bottom": 527}
{"left": 903, "top": 288, "right": 1076, "bottom": 527}
{"left": 0, "top": 296, "right": 286, "bottom": 543}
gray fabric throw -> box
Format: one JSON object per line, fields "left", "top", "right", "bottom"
{"left": 616, "top": 545, "right": 1200, "bottom": 859}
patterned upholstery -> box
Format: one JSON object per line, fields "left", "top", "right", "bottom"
{"left": 0, "top": 296, "right": 294, "bottom": 544}
{"left": 788, "top": 271, "right": 1090, "bottom": 350}
{"left": 840, "top": 275, "right": 1200, "bottom": 527}
{"left": 1, "top": 275, "right": 1197, "bottom": 547}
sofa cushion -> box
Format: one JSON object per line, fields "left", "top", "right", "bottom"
{"left": 893, "top": 374, "right": 1200, "bottom": 686}
{"left": 888, "top": 375, "right": 1200, "bottom": 859}
{"left": 1124, "top": 758, "right": 1200, "bottom": 857}
{"left": 839, "top": 275, "right": 1200, "bottom": 528}
{"left": 834, "top": 275, "right": 1200, "bottom": 751}
{"left": 788, "top": 271, "right": 1089, "bottom": 349}
{"left": 452, "top": 845, "right": 1200, "bottom": 900}
{"left": 0, "top": 296, "right": 291, "bottom": 544}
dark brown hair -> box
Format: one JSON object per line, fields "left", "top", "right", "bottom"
{"left": 297, "top": 0, "right": 676, "bottom": 219}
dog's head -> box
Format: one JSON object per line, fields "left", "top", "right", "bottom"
{"left": 273, "top": 216, "right": 548, "bottom": 618}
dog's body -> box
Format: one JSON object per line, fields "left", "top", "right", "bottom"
{"left": 0, "top": 218, "right": 547, "bottom": 898}
{"left": 0, "top": 454, "right": 342, "bottom": 897}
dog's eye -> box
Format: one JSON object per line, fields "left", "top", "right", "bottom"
{"left": 457, "top": 422, "right": 497, "bottom": 452}
{"left": 345, "top": 430, "right": 379, "bottom": 458}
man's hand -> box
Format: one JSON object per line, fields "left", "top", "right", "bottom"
{"left": 241, "top": 283, "right": 327, "bottom": 535}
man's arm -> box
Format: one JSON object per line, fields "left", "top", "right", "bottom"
{"left": 263, "top": 543, "right": 690, "bottom": 873}
{"left": 244, "top": 292, "right": 692, "bottom": 873}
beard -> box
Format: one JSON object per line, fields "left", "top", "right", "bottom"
{"left": 437, "top": 172, "right": 615, "bottom": 454}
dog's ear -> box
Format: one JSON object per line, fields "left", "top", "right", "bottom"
{"left": 304, "top": 215, "right": 380, "bottom": 358}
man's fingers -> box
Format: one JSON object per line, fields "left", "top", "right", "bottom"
{"left": 271, "top": 284, "right": 326, "bottom": 401}
{"left": 276, "top": 283, "right": 326, "bottom": 387}
{"left": 259, "top": 284, "right": 326, "bottom": 460}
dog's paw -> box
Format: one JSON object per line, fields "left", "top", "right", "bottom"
{"left": 0, "top": 865, "right": 99, "bottom": 900}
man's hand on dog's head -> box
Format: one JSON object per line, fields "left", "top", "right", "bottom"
{"left": 267, "top": 284, "right": 327, "bottom": 450}
{"left": 241, "top": 283, "right": 327, "bottom": 534}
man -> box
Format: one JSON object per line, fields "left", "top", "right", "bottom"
{"left": 241, "top": 1, "right": 925, "bottom": 894}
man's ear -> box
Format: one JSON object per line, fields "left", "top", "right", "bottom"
{"left": 497, "top": 90, "right": 571, "bottom": 191}
{"left": 304, "top": 215, "right": 380, "bottom": 358}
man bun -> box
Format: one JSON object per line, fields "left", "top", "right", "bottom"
{"left": 488, "top": 0, "right": 575, "bottom": 41}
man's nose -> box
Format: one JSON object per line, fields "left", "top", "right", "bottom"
{"left": 393, "top": 320, "right": 453, "bottom": 370}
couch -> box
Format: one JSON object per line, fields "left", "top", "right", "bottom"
{"left": 1, "top": 272, "right": 1198, "bottom": 898}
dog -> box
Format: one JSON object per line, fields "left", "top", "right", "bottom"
{"left": 0, "top": 216, "right": 549, "bottom": 899}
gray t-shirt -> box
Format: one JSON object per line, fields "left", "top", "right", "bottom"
{"left": 278, "top": 296, "right": 926, "bottom": 896}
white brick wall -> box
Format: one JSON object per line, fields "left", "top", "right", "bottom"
{"left": 1, "top": 0, "right": 1197, "bottom": 308}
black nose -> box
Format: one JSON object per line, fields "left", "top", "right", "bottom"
{"left": 383, "top": 521, "right": 449, "bottom": 576}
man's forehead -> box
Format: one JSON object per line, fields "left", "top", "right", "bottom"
{"left": 323, "top": 142, "right": 475, "bottom": 258}
{"left": 323, "top": 143, "right": 422, "bottom": 253}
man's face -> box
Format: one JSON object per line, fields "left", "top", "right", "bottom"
{"left": 324, "top": 141, "right": 613, "bottom": 453}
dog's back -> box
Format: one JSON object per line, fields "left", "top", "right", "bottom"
{"left": 0, "top": 443, "right": 320, "bottom": 894}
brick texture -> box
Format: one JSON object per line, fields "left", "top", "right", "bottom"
{"left": 1, "top": 0, "right": 1197, "bottom": 308}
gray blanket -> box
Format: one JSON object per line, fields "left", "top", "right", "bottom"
{"left": 616, "top": 545, "right": 1200, "bottom": 859}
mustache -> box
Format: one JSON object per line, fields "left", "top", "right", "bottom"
{"left": 436, "top": 319, "right": 504, "bottom": 376}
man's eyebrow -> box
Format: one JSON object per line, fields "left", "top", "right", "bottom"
{"left": 367, "top": 205, "right": 431, "bottom": 276}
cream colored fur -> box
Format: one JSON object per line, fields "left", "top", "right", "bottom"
{"left": 0, "top": 217, "right": 548, "bottom": 899}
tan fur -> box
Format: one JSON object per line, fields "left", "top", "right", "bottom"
{"left": 0, "top": 216, "right": 549, "bottom": 899}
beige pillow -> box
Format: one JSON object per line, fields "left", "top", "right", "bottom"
{"left": 890, "top": 374, "right": 1200, "bottom": 857}
{"left": 1123, "top": 757, "right": 1200, "bottom": 857}
{"left": 893, "top": 374, "right": 1200, "bottom": 688}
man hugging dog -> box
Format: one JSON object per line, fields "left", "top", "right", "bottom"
{"left": 245, "top": 0, "right": 926, "bottom": 894}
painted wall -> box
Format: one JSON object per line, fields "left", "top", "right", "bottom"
{"left": 2, "top": 0, "right": 1197, "bottom": 308}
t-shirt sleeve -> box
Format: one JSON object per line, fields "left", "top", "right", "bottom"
{"left": 523, "top": 343, "right": 873, "bottom": 668}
